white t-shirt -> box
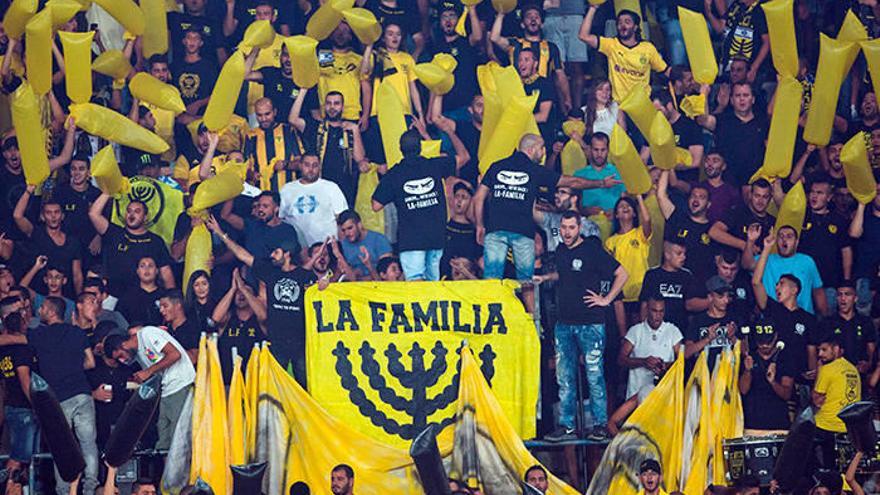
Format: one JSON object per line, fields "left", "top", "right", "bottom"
{"left": 136, "top": 326, "right": 196, "bottom": 397}
{"left": 278, "top": 179, "right": 349, "bottom": 247}
{"left": 624, "top": 321, "right": 683, "bottom": 398}
{"left": 591, "top": 101, "right": 619, "bottom": 137}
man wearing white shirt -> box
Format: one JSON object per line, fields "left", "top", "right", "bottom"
{"left": 278, "top": 154, "right": 349, "bottom": 248}
{"left": 619, "top": 296, "right": 682, "bottom": 398}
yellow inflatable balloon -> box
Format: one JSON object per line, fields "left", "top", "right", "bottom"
{"left": 680, "top": 94, "right": 706, "bottom": 118}
{"left": 560, "top": 140, "right": 586, "bottom": 176}
{"left": 203, "top": 50, "right": 246, "bottom": 131}
{"left": 9, "top": 83, "right": 49, "bottom": 186}
{"left": 376, "top": 81, "right": 407, "bottom": 167}
{"left": 183, "top": 224, "right": 212, "bottom": 292}
{"left": 773, "top": 181, "right": 806, "bottom": 237}
{"left": 140, "top": 0, "right": 169, "bottom": 57}
{"left": 130, "top": 72, "right": 186, "bottom": 115}
{"left": 461, "top": 0, "right": 482, "bottom": 6}
{"left": 342, "top": 8, "right": 382, "bottom": 45}
{"left": 675, "top": 146, "right": 693, "bottom": 167}
{"left": 93, "top": 0, "right": 145, "bottom": 36}
{"left": 588, "top": 0, "right": 608, "bottom": 5}
{"left": 678, "top": 7, "right": 717, "bottom": 84}
{"left": 355, "top": 164, "right": 384, "bottom": 233}
{"left": 751, "top": 76, "right": 802, "bottom": 182}
{"left": 91, "top": 145, "right": 130, "bottom": 196}
{"left": 414, "top": 63, "right": 454, "bottom": 95}
{"left": 3, "top": 0, "right": 37, "bottom": 40}
{"left": 47, "top": 0, "right": 80, "bottom": 27}
{"left": 477, "top": 64, "right": 500, "bottom": 160}
{"left": 762, "top": 0, "right": 799, "bottom": 78}
{"left": 491, "top": 0, "right": 516, "bottom": 14}
{"left": 421, "top": 140, "right": 442, "bottom": 158}
{"left": 59, "top": 31, "right": 94, "bottom": 105}
{"left": 619, "top": 85, "right": 658, "bottom": 137}
{"left": 69, "top": 103, "right": 170, "bottom": 154}
{"left": 285, "top": 36, "right": 319, "bottom": 89}
{"left": 648, "top": 112, "right": 677, "bottom": 170}
{"left": 25, "top": 9, "right": 52, "bottom": 96}
{"left": 93, "top": 50, "right": 133, "bottom": 81}
{"left": 862, "top": 39, "right": 880, "bottom": 109}
{"left": 840, "top": 132, "right": 879, "bottom": 204}
{"left": 838, "top": 9, "right": 867, "bottom": 41}
{"left": 432, "top": 53, "right": 458, "bottom": 73}
{"left": 479, "top": 93, "right": 538, "bottom": 173}
{"left": 803, "top": 34, "right": 859, "bottom": 146}
{"left": 189, "top": 171, "right": 244, "bottom": 214}
{"left": 610, "top": 124, "right": 651, "bottom": 195}
{"left": 306, "top": 0, "right": 354, "bottom": 41}
{"left": 240, "top": 20, "right": 276, "bottom": 50}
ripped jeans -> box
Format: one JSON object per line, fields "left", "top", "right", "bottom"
{"left": 555, "top": 323, "right": 608, "bottom": 429}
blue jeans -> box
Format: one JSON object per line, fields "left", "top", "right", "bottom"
{"left": 5, "top": 406, "right": 39, "bottom": 463}
{"left": 652, "top": 2, "right": 687, "bottom": 65}
{"left": 555, "top": 323, "right": 608, "bottom": 429}
{"left": 55, "top": 394, "right": 98, "bottom": 495}
{"left": 399, "top": 249, "right": 443, "bottom": 281}
{"left": 483, "top": 230, "right": 535, "bottom": 280}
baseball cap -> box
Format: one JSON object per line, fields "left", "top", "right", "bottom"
{"left": 639, "top": 459, "right": 661, "bottom": 475}
{"left": 705, "top": 275, "right": 733, "bottom": 295}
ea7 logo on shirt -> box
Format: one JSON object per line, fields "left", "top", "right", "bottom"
{"left": 659, "top": 283, "right": 683, "bottom": 299}
{"left": 497, "top": 171, "right": 530, "bottom": 186}
{"left": 274, "top": 278, "right": 301, "bottom": 306}
{"left": 403, "top": 177, "right": 435, "bottom": 195}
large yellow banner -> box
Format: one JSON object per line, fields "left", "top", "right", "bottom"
{"left": 305, "top": 280, "right": 539, "bottom": 449}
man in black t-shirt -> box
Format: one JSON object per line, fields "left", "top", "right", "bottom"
{"left": 167, "top": 0, "right": 227, "bottom": 64}
{"left": 518, "top": 49, "right": 557, "bottom": 145}
{"left": 213, "top": 268, "right": 267, "bottom": 384}
{"left": 684, "top": 276, "right": 740, "bottom": 366}
{"left": 247, "top": 43, "right": 320, "bottom": 121}
{"left": 89, "top": 194, "right": 175, "bottom": 296}
{"left": 54, "top": 157, "right": 101, "bottom": 258}
{"left": 172, "top": 28, "right": 220, "bottom": 122}
{"left": 159, "top": 290, "right": 202, "bottom": 364}
{"left": 447, "top": 94, "right": 484, "bottom": 187}
{"left": 740, "top": 321, "right": 795, "bottom": 431}
{"left": 441, "top": 182, "right": 481, "bottom": 279}
{"left": 709, "top": 178, "right": 775, "bottom": 253}
{"left": 430, "top": 2, "right": 483, "bottom": 113}
{"left": 208, "top": 217, "right": 319, "bottom": 388}
{"left": 535, "top": 212, "right": 627, "bottom": 442}
{"left": 639, "top": 240, "right": 692, "bottom": 332}
{"left": 0, "top": 310, "right": 37, "bottom": 488}
{"left": 687, "top": 248, "right": 755, "bottom": 319}
{"left": 823, "top": 280, "right": 877, "bottom": 378}
{"left": 372, "top": 130, "right": 456, "bottom": 281}
{"left": 657, "top": 170, "right": 713, "bottom": 281}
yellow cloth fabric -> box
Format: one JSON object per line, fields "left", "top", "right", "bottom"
{"left": 815, "top": 357, "right": 861, "bottom": 432}
{"left": 370, "top": 50, "right": 417, "bottom": 116}
{"left": 190, "top": 336, "right": 231, "bottom": 493}
{"left": 598, "top": 37, "right": 667, "bottom": 102}
{"left": 605, "top": 227, "right": 650, "bottom": 301}
{"left": 319, "top": 49, "right": 365, "bottom": 120}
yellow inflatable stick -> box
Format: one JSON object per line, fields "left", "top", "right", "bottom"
{"left": 93, "top": 50, "right": 133, "bottom": 81}
{"left": 678, "top": 7, "right": 717, "bottom": 84}
{"left": 461, "top": 0, "right": 482, "bottom": 6}
{"left": 455, "top": 6, "right": 468, "bottom": 35}
{"left": 91, "top": 145, "right": 130, "bottom": 196}
{"left": 9, "top": 83, "right": 49, "bottom": 186}
{"left": 675, "top": 147, "right": 693, "bottom": 167}
{"left": 751, "top": 76, "right": 802, "bottom": 182}
{"left": 560, "top": 119, "right": 587, "bottom": 174}
{"left": 804, "top": 35, "right": 859, "bottom": 146}
{"left": 838, "top": 10, "right": 867, "bottom": 41}
{"left": 421, "top": 140, "right": 442, "bottom": 158}
{"left": 189, "top": 171, "right": 244, "bottom": 214}
{"left": 239, "top": 20, "right": 275, "bottom": 50}
{"left": 588, "top": 0, "right": 608, "bottom": 5}
{"left": 648, "top": 112, "right": 677, "bottom": 170}
{"left": 433, "top": 53, "right": 458, "bottom": 73}
{"left": 414, "top": 63, "right": 454, "bottom": 95}
{"left": 183, "top": 224, "right": 212, "bottom": 292}
{"left": 25, "top": 10, "right": 52, "bottom": 96}
{"left": 762, "top": 0, "right": 799, "bottom": 77}
{"left": 69, "top": 103, "right": 169, "bottom": 153}
{"left": 203, "top": 51, "right": 245, "bottom": 131}
{"left": 619, "top": 85, "right": 658, "bottom": 137}
{"left": 285, "top": 36, "right": 319, "bottom": 89}
{"left": 477, "top": 64, "right": 500, "bottom": 160}
{"left": 130, "top": 72, "right": 186, "bottom": 115}
{"left": 680, "top": 94, "right": 706, "bottom": 118}
{"left": 491, "top": 0, "right": 516, "bottom": 14}
{"left": 840, "top": 132, "right": 879, "bottom": 204}
{"left": 140, "top": 0, "right": 168, "bottom": 57}
{"left": 862, "top": 39, "right": 880, "bottom": 109}
{"left": 342, "top": 8, "right": 381, "bottom": 45}
{"left": 93, "top": 0, "right": 145, "bottom": 36}
{"left": 355, "top": 164, "right": 385, "bottom": 232}
{"left": 47, "top": 0, "right": 80, "bottom": 27}
{"left": 376, "top": 81, "right": 407, "bottom": 167}
{"left": 59, "top": 31, "right": 94, "bottom": 105}
{"left": 614, "top": 0, "right": 641, "bottom": 15}
{"left": 610, "top": 124, "right": 651, "bottom": 195}
{"left": 479, "top": 93, "right": 538, "bottom": 173}
{"left": 3, "top": 0, "right": 37, "bottom": 40}
{"left": 306, "top": 0, "right": 354, "bottom": 41}
{"left": 773, "top": 181, "right": 806, "bottom": 237}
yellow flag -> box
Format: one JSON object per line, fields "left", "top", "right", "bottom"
{"left": 228, "top": 355, "right": 248, "bottom": 466}
{"left": 711, "top": 343, "right": 744, "bottom": 484}
{"left": 110, "top": 176, "right": 184, "bottom": 246}
{"left": 190, "top": 336, "right": 231, "bottom": 494}
{"left": 376, "top": 81, "right": 407, "bottom": 167}
{"left": 244, "top": 344, "right": 261, "bottom": 463}
{"left": 354, "top": 164, "right": 385, "bottom": 234}
{"left": 681, "top": 352, "right": 712, "bottom": 495}
{"left": 587, "top": 353, "right": 685, "bottom": 494}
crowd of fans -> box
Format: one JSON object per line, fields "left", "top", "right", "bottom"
{"left": 0, "top": 0, "right": 875, "bottom": 493}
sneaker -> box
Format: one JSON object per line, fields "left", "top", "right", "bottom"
{"left": 544, "top": 426, "right": 577, "bottom": 442}
{"left": 586, "top": 426, "right": 610, "bottom": 442}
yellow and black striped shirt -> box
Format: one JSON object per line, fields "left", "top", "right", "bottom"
{"left": 244, "top": 123, "right": 302, "bottom": 193}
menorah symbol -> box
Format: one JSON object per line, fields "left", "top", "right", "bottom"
{"left": 332, "top": 340, "right": 497, "bottom": 440}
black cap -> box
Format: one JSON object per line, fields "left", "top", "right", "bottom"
{"left": 639, "top": 459, "right": 661, "bottom": 474}
{"left": 706, "top": 275, "right": 733, "bottom": 295}
{"left": 2, "top": 136, "right": 18, "bottom": 151}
